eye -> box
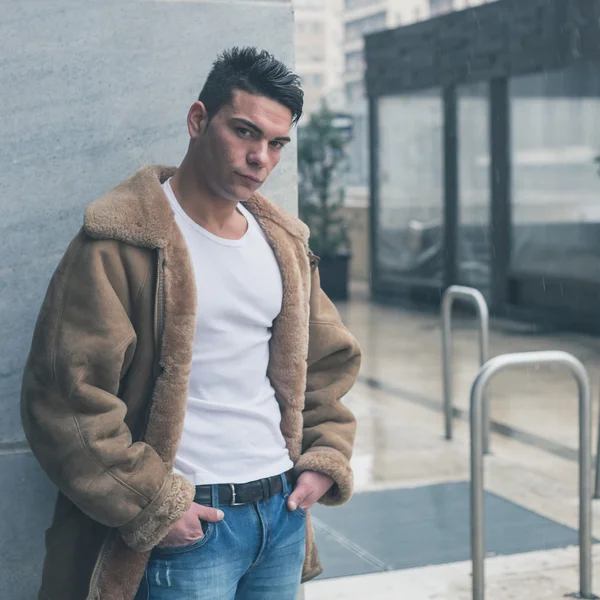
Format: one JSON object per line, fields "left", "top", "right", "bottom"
{"left": 237, "top": 127, "right": 252, "bottom": 138}
{"left": 270, "top": 141, "right": 284, "bottom": 150}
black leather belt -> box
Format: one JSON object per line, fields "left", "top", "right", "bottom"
{"left": 194, "top": 471, "right": 293, "bottom": 507}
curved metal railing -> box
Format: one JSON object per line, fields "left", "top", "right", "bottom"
{"left": 470, "top": 351, "right": 594, "bottom": 600}
{"left": 442, "top": 286, "right": 490, "bottom": 452}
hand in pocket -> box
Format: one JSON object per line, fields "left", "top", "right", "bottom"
{"left": 157, "top": 503, "right": 224, "bottom": 548}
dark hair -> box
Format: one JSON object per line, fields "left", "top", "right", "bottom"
{"left": 199, "top": 47, "right": 304, "bottom": 125}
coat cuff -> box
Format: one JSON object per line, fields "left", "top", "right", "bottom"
{"left": 118, "top": 473, "right": 195, "bottom": 551}
{"left": 294, "top": 447, "right": 353, "bottom": 506}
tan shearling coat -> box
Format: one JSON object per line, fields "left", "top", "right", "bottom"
{"left": 20, "top": 165, "right": 361, "bottom": 600}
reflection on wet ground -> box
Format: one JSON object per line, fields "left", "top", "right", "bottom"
{"left": 359, "top": 375, "right": 581, "bottom": 462}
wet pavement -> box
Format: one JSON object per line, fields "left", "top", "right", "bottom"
{"left": 305, "top": 283, "right": 600, "bottom": 599}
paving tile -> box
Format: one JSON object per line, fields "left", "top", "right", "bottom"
{"left": 311, "top": 528, "right": 382, "bottom": 579}
{"left": 312, "top": 482, "right": 585, "bottom": 578}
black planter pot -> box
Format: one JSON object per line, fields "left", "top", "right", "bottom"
{"left": 317, "top": 253, "right": 351, "bottom": 301}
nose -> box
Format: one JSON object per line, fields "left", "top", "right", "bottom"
{"left": 247, "top": 140, "right": 269, "bottom": 170}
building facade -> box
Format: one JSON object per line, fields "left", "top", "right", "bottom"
{"left": 343, "top": 0, "right": 429, "bottom": 188}
{"left": 293, "top": 0, "right": 344, "bottom": 116}
{"left": 343, "top": 0, "right": 496, "bottom": 189}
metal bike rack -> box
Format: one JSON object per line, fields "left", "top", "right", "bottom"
{"left": 470, "top": 351, "right": 594, "bottom": 600}
{"left": 443, "top": 286, "right": 490, "bottom": 452}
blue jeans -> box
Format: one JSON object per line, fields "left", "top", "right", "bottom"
{"left": 134, "top": 474, "right": 306, "bottom": 600}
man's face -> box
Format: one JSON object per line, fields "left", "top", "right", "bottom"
{"left": 189, "top": 90, "right": 293, "bottom": 203}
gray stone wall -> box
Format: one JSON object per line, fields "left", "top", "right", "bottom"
{"left": 0, "top": 1, "right": 296, "bottom": 596}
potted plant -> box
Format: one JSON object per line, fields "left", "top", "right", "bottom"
{"left": 298, "top": 104, "right": 352, "bottom": 300}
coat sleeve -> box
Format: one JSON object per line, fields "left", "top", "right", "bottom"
{"left": 293, "top": 260, "right": 361, "bottom": 506}
{"left": 20, "top": 232, "right": 195, "bottom": 552}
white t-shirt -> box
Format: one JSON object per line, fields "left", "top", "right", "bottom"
{"left": 162, "top": 179, "right": 293, "bottom": 485}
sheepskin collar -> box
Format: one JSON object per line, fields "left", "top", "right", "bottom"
{"left": 84, "top": 164, "right": 309, "bottom": 248}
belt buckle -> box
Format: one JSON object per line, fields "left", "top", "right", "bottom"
{"left": 228, "top": 483, "right": 245, "bottom": 506}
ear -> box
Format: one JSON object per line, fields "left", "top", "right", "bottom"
{"left": 188, "top": 101, "right": 209, "bottom": 138}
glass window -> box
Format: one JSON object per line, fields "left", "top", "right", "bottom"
{"left": 458, "top": 82, "right": 490, "bottom": 294}
{"left": 345, "top": 50, "right": 364, "bottom": 73}
{"left": 345, "top": 12, "right": 387, "bottom": 42}
{"left": 345, "top": 0, "right": 378, "bottom": 10}
{"left": 344, "top": 113, "right": 369, "bottom": 187}
{"left": 429, "top": 0, "right": 454, "bottom": 16}
{"left": 510, "top": 63, "right": 600, "bottom": 281}
{"left": 294, "top": 0, "right": 322, "bottom": 9}
{"left": 345, "top": 81, "right": 364, "bottom": 105}
{"left": 377, "top": 90, "right": 444, "bottom": 283}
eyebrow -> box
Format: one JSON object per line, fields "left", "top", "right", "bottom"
{"left": 232, "top": 117, "right": 291, "bottom": 143}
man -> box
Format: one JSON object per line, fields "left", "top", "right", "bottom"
{"left": 21, "top": 47, "right": 360, "bottom": 600}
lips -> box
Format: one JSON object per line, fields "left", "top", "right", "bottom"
{"left": 236, "top": 172, "right": 262, "bottom": 184}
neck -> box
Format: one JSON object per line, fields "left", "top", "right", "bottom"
{"left": 170, "top": 155, "right": 241, "bottom": 231}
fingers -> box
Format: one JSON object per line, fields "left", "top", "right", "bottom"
{"left": 287, "top": 483, "right": 311, "bottom": 512}
{"left": 287, "top": 471, "right": 335, "bottom": 511}
{"left": 193, "top": 504, "right": 225, "bottom": 523}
